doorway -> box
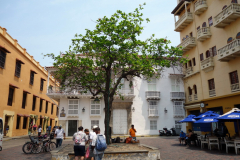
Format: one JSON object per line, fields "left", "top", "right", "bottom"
{"left": 113, "top": 109, "right": 128, "bottom": 134}
{"left": 4, "top": 116, "right": 10, "bottom": 136}
{"left": 68, "top": 120, "right": 77, "bottom": 136}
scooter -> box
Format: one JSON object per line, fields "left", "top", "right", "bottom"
{"left": 159, "top": 128, "right": 172, "bottom": 136}
{"left": 170, "top": 128, "right": 177, "bottom": 136}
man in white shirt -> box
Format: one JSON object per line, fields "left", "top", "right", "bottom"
{"left": 54, "top": 124, "right": 65, "bottom": 148}
{"left": 91, "top": 127, "right": 106, "bottom": 160}
{"left": 89, "top": 125, "right": 97, "bottom": 160}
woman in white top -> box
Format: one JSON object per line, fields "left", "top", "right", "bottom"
{"left": 38, "top": 125, "right": 42, "bottom": 137}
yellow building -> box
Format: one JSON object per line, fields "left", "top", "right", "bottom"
{"left": 0, "top": 26, "right": 59, "bottom": 137}
{"left": 172, "top": 0, "right": 240, "bottom": 135}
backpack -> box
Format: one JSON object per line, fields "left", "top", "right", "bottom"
{"left": 75, "top": 132, "right": 83, "bottom": 144}
{"left": 96, "top": 135, "right": 107, "bottom": 151}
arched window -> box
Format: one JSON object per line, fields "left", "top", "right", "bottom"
{"left": 193, "top": 85, "right": 197, "bottom": 94}
{"left": 236, "top": 32, "right": 240, "bottom": 39}
{"left": 227, "top": 37, "right": 233, "bottom": 44}
{"left": 222, "top": 5, "right": 227, "bottom": 10}
{"left": 202, "top": 22, "right": 207, "bottom": 27}
{"left": 231, "top": 0, "right": 238, "bottom": 3}
{"left": 188, "top": 87, "right": 192, "bottom": 95}
{"left": 206, "top": 50, "right": 210, "bottom": 58}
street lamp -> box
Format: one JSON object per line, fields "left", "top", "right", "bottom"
{"left": 82, "top": 107, "right": 85, "bottom": 112}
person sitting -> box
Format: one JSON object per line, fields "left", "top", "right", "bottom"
{"left": 179, "top": 131, "right": 186, "bottom": 145}
{"left": 185, "top": 129, "right": 193, "bottom": 145}
{"left": 129, "top": 125, "right": 139, "bottom": 143}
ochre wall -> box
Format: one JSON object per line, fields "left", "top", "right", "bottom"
{"left": 0, "top": 27, "right": 58, "bottom": 137}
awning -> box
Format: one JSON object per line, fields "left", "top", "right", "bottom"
{"left": 23, "top": 90, "right": 31, "bottom": 94}
{"left": 41, "top": 78, "right": 46, "bottom": 81}
{"left": 40, "top": 115, "right": 44, "bottom": 119}
{"left": 9, "top": 83, "right": 19, "bottom": 89}
{"left": 33, "top": 94, "right": 39, "bottom": 98}
{"left": 16, "top": 58, "right": 25, "bottom": 64}
{"left": 0, "top": 45, "right": 11, "bottom": 53}
{"left": 30, "top": 70, "right": 37, "bottom": 74}
{"left": 50, "top": 118, "right": 54, "bottom": 120}
{"left": 17, "top": 114, "right": 24, "bottom": 117}
{"left": 23, "top": 114, "right": 30, "bottom": 117}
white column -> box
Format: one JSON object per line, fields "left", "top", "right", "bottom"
{"left": 47, "top": 71, "right": 50, "bottom": 93}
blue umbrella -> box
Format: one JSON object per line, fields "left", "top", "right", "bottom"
{"left": 195, "top": 115, "right": 219, "bottom": 123}
{"left": 195, "top": 111, "right": 219, "bottom": 119}
{"left": 179, "top": 115, "right": 196, "bottom": 123}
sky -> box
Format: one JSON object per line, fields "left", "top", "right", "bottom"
{"left": 0, "top": 0, "right": 179, "bottom": 67}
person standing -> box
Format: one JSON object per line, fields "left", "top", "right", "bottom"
{"left": 33, "top": 124, "right": 37, "bottom": 135}
{"left": 73, "top": 126, "right": 88, "bottom": 160}
{"left": 38, "top": 125, "right": 42, "bottom": 137}
{"left": 88, "top": 126, "right": 97, "bottom": 160}
{"left": 55, "top": 124, "right": 65, "bottom": 148}
{"left": 91, "top": 127, "right": 107, "bottom": 160}
{"left": 129, "top": 125, "right": 138, "bottom": 143}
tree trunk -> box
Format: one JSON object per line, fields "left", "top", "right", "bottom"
{"left": 104, "top": 94, "right": 113, "bottom": 145}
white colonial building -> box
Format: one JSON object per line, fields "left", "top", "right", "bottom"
{"left": 46, "top": 67, "right": 186, "bottom": 136}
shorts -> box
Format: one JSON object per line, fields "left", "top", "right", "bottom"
{"left": 74, "top": 145, "right": 85, "bottom": 156}
{"left": 132, "top": 137, "right": 137, "bottom": 141}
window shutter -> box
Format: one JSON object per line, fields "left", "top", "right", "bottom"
{"left": 209, "top": 48, "right": 213, "bottom": 57}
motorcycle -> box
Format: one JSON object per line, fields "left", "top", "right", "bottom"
{"left": 170, "top": 128, "right": 177, "bottom": 136}
{"left": 159, "top": 128, "right": 172, "bottom": 136}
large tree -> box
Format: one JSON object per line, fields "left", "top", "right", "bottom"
{"left": 47, "top": 3, "right": 186, "bottom": 144}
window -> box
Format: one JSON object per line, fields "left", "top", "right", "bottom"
{"left": 149, "top": 101, "right": 158, "bottom": 116}
{"left": 190, "top": 32, "right": 193, "bottom": 37}
{"left": 30, "top": 71, "right": 36, "bottom": 85}
{"left": 197, "top": 26, "right": 200, "bottom": 30}
{"left": 68, "top": 99, "right": 79, "bottom": 115}
{"left": 32, "top": 95, "right": 37, "bottom": 111}
{"left": 188, "top": 87, "right": 192, "bottom": 95}
{"left": 91, "top": 100, "right": 101, "bottom": 115}
{"left": 188, "top": 60, "right": 192, "bottom": 67}
{"left": 45, "top": 101, "right": 48, "bottom": 113}
{"left": 23, "top": 117, "right": 28, "bottom": 129}
{"left": 91, "top": 120, "right": 99, "bottom": 129}
{"left": 208, "top": 79, "right": 215, "bottom": 90}
{"left": 192, "top": 58, "right": 196, "bottom": 66}
{"left": 15, "top": 60, "right": 22, "bottom": 77}
{"left": 212, "top": 46, "right": 217, "bottom": 56}
{"left": 39, "top": 99, "right": 43, "bottom": 112}
{"left": 237, "top": 32, "right": 240, "bottom": 39}
{"left": 227, "top": 37, "right": 233, "bottom": 44}
{"left": 51, "top": 104, "right": 54, "bottom": 115}
{"left": 16, "top": 116, "right": 21, "bottom": 129}
{"left": 185, "top": 63, "right": 187, "bottom": 69}
{"left": 231, "top": 0, "right": 238, "bottom": 3}
{"left": 171, "top": 78, "right": 180, "bottom": 92}
{"left": 0, "top": 50, "right": 6, "bottom": 69}
{"left": 202, "top": 22, "right": 207, "bottom": 27}
{"left": 7, "top": 87, "right": 14, "bottom": 106}
{"left": 193, "top": 85, "right": 197, "bottom": 94}
{"left": 208, "top": 17, "right": 213, "bottom": 27}
{"left": 230, "top": 71, "right": 239, "bottom": 84}
{"left": 150, "top": 120, "right": 157, "bottom": 130}
{"left": 22, "top": 92, "right": 27, "bottom": 109}
{"left": 147, "top": 79, "right": 156, "bottom": 91}
{"left": 206, "top": 50, "right": 211, "bottom": 58}
{"left": 173, "top": 101, "right": 184, "bottom": 117}
{"left": 200, "top": 53, "right": 204, "bottom": 61}
{"left": 40, "top": 79, "right": 44, "bottom": 91}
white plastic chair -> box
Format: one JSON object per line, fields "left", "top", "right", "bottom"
{"left": 208, "top": 137, "right": 219, "bottom": 150}
{"left": 201, "top": 136, "right": 209, "bottom": 149}
{"left": 234, "top": 140, "right": 240, "bottom": 155}
{"left": 225, "top": 137, "right": 235, "bottom": 153}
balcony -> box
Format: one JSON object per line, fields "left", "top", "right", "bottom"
{"left": 214, "top": 3, "right": 240, "bottom": 28}
{"left": 145, "top": 91, "right": 160, "bottom": 100}
{"left": 194, "top": 0, "right": 208, "bottom": 15}
{"left": 197, "top": 27, "right": 211, "bottom": 42}
{"left": 209, "top": 89, "right": 216, "bottom": 97}
{"left": 175, "top": 12, "right": 193, "bottom": 32}
{"left": 170, "top": 92, "right": 185, "bottom": 100}
{"left": 188, "top": 95, "right": 192, "bottom": 102}
{"left": 178, "top": 37, "right": 196, "bottom": 53}
{"left": 217, "top": 39, "right": 240, "bottom": 62}
{"left": 201, "top": 57, "right": 214, "bottom": 73}
{"left": 148, "top": 105, "right": 159, "bottom": 117}
{"left": 184, "top": 66, "right": 200, "bottom": 79}
{"left": 231, "top": 83, "right": 240, "bottom": 92}
{"left": 194, "top": 94, "right": 198, "bottom": 101}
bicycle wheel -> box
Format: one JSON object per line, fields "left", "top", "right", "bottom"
{"left": 22, "top": 142, "right": 33, "bottom": 154}
{"left": 49, "top": 142, "right": 57, "bottom": 151}
{"left": 32, "top": 144, "right": 42, "bottom": 154}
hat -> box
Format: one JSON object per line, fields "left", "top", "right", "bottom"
{"left": 59, "top": 124, "right": 62, "bottom": 127}
{"left": 181, "top": 130, "right": 183, "bottom": 132}
{"left": 92, "top": 125, "right": 98, "bottom": 129}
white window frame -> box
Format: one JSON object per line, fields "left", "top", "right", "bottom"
{"left": 90, "top": 100, "right": 101, "bottom": 115}
{"left": 91, "top": 120, "right": 99, "bottom": 129}
{"left": 148, "top": 101, "right": 158, "bottom": 116}
{"left": 171, "top": 78, "right": 180, "bottom": 92}
{"left": 68, "top": 99, "right": 79, "bottom": 115}
{"left": 173, "top": 101, "right": 184, "bottom": 117}
{"left": 147, "top": 79, "right": 156, "bottom": 91}
{"left": 175, "top": 120, "right": 182, "bottom": 129}
{"left": 150, "top": 120, "right": 157, "bottom": 130}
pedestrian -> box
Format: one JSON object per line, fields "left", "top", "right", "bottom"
{"left": 38, "top": 125, "right": 42, "bottom": 137}
{"left": 88, "top": 126, "right": 97, "bottom": 160}
{"left": 33, "top": 124, "right": 37, "bottom": 135}
{"left": 55, "top": 124, "right": 65, "bottom": 148}
{"left": 73, "top": 126, "right": 88, "bottom": 160}
{"left": 91, "top": 127, "right": 107, "bottom": 160}
{"left": 129, "top": 124, "right": 139, "bottom": 143}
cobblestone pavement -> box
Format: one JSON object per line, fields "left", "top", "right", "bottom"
{"left": 0, "top": 137, "right": 239, "bottom": 160}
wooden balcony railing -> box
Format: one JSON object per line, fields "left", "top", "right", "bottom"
{"left": 209, "top": 89, "right": 216, "bottom": 97}
{"left": 194, "top": 0, "right": 208, "bottom": 15}
{"left": 231, "top": 83, "right": 240, "bottom": 92}
{"left": 201, "top": 57, "right": 214, "bottom": 72}
{"left": 197, "top": 27, "right": 211, "bottom": 42}
{"left": 145, "top": 91, "right": 161, "bottom": 100}
{"left": 175, "top": 12, "right": 193, "bottom": 32}
{"left": 170, "top": 92, "right": 185, "bottom": 100}
{"left": 217, "top": 39, "right": 240, "bottom": 62}
{"left": 177, "top": 37, "right": 196, "bottom": 53}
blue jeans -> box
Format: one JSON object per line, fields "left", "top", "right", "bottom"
{"left": 132, "top": 137, "right": 136, "bottom": 141}
{"left": 94, "top": 154, "right": 104, "bottom": 160}
{"left": 56, "top": 139, "right": 63, "bottom": 148}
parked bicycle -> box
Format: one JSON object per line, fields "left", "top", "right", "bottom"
{"left": 22, "top": 134, "right": 56, "bottom": 154}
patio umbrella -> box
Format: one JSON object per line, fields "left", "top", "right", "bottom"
{"left": 217, "top": 109, "right": 240, "bottom": 137}
{"left": 195, "top": 111, "right": 219, "bottom": 119}
{"left": 195, "top": 115, "right": 219, "bottom": 123}
{"left": 179, "top": 115, "right": 196, "bottom": 123}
